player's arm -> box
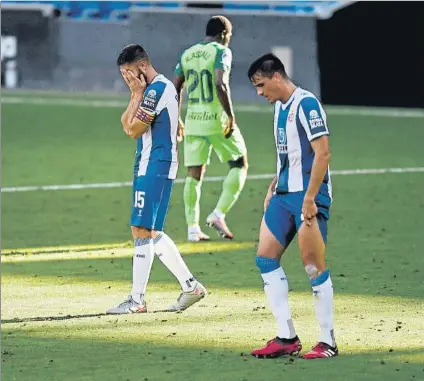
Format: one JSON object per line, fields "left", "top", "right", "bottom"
{"left": 306, "top": 136, "right": 331, "bottom": 200}
{"left": 299, "top": 97, "right": 331, "bottom": 224}
{"left": 214, "top": 48, "right": 236, "bottom": 137}
{"left": 120, "top": 94, "right": 153, "bottom": 140}
{"left": 120, "top": 69, "right": 152, "bottom": 140}
{"left": 173, "top": 55, "right": 185, "bottom": 142}
{"left": 264, "top": 175, "right": 278, "bottom": 211}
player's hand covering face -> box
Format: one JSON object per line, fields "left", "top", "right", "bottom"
{"left": 121, "top": 68, "right": 146, "bottom": 94}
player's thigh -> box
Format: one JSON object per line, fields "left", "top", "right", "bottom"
{"left": 297, "top": 216, "right": 327, "bottom": 271}
{"left": 259, "top": 195, "right": 297, "bottom": 258}
{"left": 257, "top": 218, "right": 285, "bottom": 260}
{"left": 152, "top": 179, "right": 174, "bottom": 232}
{"left": 209, "top": 128, "right": 247, "bottom": 163}
{"left": 130, "top": 176, "right": 163, "bottom": 230}
{"left": 294, "top": 193, "right": 329, "bottom": 270}
{"left": 131, "top": 226, "right": 152, "bottom": 239}
{"left": 184, "top": 135, "right": 212, "bottom": 167}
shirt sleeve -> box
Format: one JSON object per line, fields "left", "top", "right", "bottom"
{"left": 214, "top": 47, "right": 232, "bottom": 72}
{"left": 174, "top": 52, "right": 184, "bottom": 77}
{"left": 298, "top": 97, "right": 329, "bottom": 141}
{"left": 135, "top": 82, "right": 166, "bottom": 126}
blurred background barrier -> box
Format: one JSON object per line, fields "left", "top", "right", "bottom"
{"left": 1, "top": 1, "right": 423, "bottom": 107}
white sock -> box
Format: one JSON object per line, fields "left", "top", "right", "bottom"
{"left": 212, "top": 209, "right": 225, "bottom": 219}
{"left": 131, "top": 238, "right": 154, "bottom": 304}
{"left": 262, "top": 267, "right": 296, "bottom": 339}
{"left": 188, "top": 225, "right": 201, "bottom": 234}
{"left": 154, "top": 233, "right": 196, "bottom": 292}
{"left": 312, "top": 275, "right": 335, "bottom": 346}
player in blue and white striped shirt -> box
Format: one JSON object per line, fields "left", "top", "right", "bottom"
{"left": 107, "top": 44, "right": 206, "bottom": 315}
{"left": 248, "top": 54, "right": 337, "bottom": 360}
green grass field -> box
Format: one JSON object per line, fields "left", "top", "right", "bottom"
{"left": 2, "top": 91, "right": 424, "bottom": 381}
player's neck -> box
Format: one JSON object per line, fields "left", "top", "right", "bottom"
{"left": 145, "top": 68, "right": 159, "bottom": 85}
{"left": 204, "top": 36, "right": 222, "bottom": 44}
{"left": 279, "top": 81, "right": 297, "bottom": 103}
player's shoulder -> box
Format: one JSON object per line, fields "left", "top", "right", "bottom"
{"left": 212, "top": 42, "right": 232, "bottom": 55}
{"left": 297, "top": 88, "right": 323, "bottom": 110}
{"left": 181, "top": 42, "right": 202, "bottom": 55}
{"left": 147, "top": 75, "right": 175, "bottom": 99}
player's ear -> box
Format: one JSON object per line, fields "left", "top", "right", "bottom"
{"left": 138, "top": 63, "right": 147, "bottom": 75}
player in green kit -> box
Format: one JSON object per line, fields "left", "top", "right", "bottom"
{"left": 173, "top": 15, "right": 248, "bottom": 242}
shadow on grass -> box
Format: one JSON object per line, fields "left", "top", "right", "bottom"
{"left": 2, "top": 309, "right": 185, "bottom": 324}
{"left": 1, "top": 331, "right": 423, "bottom": 381}
{"left": 3, "top": 245, "right": 424, "bottom": 300}
{"left": 2, "top": 313, "right": 108, "bottom": 324}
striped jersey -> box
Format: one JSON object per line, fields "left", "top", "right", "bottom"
{"left": 274, "top": 87, "right": 332, "bottom": 199}
{"left": 134, "top": 74, "right": 178, "bottom": 179}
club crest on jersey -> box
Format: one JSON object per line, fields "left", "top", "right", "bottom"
{"left": 147, "top": 89, "right": 156, "bottom": 99}
{"left": 288, "top": 112, "right": 295, "bottom": 122}
{"left": 143, "top": 89, "right": 157, "bottom": 109}
{"left": 277, "top": 127, "right": 288, "bottom": 153}
{"left": 309, "top": 109, "right": 324, "bottom": 129}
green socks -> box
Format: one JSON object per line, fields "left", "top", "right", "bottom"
{"left": 184, "top": 177, "right": 202, "bottom": 226}
{"left": 215, "top": 167, "right": 247, "bottom": 215}
{"left": 184, "top": 168, "right": 247, "bottom": 227}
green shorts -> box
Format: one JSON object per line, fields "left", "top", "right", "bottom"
{"left": 184, "top": 127, "right": 247, "bottom": 167}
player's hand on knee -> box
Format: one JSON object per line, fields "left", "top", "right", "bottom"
{"left": 302, "top": 196, "right": 318, "bottom": 226}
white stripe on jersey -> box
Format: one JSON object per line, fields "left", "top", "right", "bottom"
{"left": 155, "top": 76, "right": 178, "bottom": 179}
{"left": 298, "top": 105, "right": 312, "bottom": 141}
{"left": 164, "top": 86, "right": 179, "bottom": 179}
{"left": 138, "top": 129, "right": 152, "bottom": 176}
{"left": 273, "top": 101, "right": 282, "bottom": 179}
{"left": 286, "top": 95, "right": 303, "bottom": 192}
{"left": 327, "top": 166, "right": 333, "bottom": 201}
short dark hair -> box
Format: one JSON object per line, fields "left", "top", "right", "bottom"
{"left": 117, "top": 44, "right": 150, "bottom": 66}
{"left": 247, "top": 53, "right": 288, "bottom": 81}
{"left": 206, "top": 15, "right": 232, "bottom": 37}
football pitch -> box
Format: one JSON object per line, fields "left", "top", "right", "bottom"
{"left": 2, "top": 91, "right": 424, "bottom": 381}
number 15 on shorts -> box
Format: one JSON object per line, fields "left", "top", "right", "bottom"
{"left": 134, "top": 191, "right": 145, "bottom": 208}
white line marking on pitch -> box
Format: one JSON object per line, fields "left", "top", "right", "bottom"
{"left": 2, "top": 96, "right": 424, "bottom": 118}
{"left": 2, "top": 167, "right": 423, "bottom": 193}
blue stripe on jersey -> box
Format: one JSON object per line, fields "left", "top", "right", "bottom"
{"left": 299, "top": 97, "right": 327, "bottom": 137}
{"left": 276, "top": 101, "right": 292, "bottom": 193}
{"left": 146, "top": 107, "right": 172, "bottom": 177}
{"left": 295, "top": 109, "right": 314, "bottom": 190}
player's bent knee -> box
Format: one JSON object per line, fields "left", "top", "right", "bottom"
{"left": 131, "top": 226, "right": 152, "bottom": 239}
{"left": 305, "top": 265, "right": 330, "bottom": 287}
{"left": 228, "top": 156, "right": 248, "bottom": 170}
{"left": 304, "top": 264, "right": 319, "bottom": 280}
{"left": 187, "top": 165, "right": 205, "bottom": 181}
{"left": 255, "top": 256, "right": 280, "bottom": 274}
